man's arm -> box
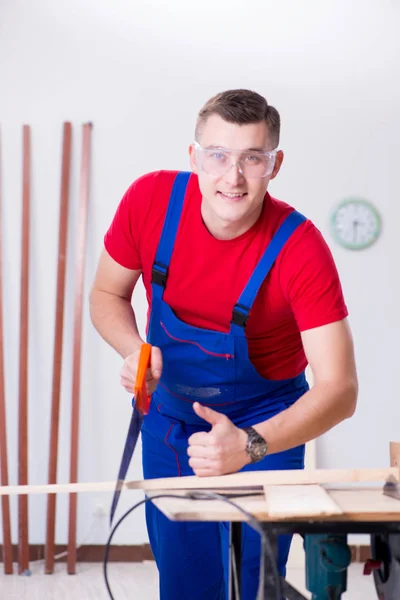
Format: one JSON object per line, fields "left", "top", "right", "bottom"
{"left": 89, "top": 248, "right": 163, "bottom": 394}
{"left": 253, "top": 318, "right": 358, "bottom": 454}
{"left": 187, "top": 318, "right": 358, "bottom": 476}
{"left": 89, "top": 248, "right": 143, "bottom": 359}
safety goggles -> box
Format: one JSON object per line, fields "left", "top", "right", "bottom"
{"left": 193, "top": 142, "right": 278, "bottom": 179}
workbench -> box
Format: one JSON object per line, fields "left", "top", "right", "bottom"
{"left": 123, "top": 466, "right": 400, "bottom": 600}
{"left": 145, "top": 485, "right": 400, "bottom": 599}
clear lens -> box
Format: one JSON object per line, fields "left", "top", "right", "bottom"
{"left": 196, "top": 146, "right": 276, "bottom": 178}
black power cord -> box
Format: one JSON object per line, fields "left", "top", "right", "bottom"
{"left": 103, "top": 491, "right": 282, "bottom": 600}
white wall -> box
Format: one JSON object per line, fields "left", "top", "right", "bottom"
{"left": 0, "top": 0, "right": 399, "bottom": 547}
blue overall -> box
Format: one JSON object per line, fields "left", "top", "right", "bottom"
{"left": 141, "top": 172, "right": 309, "bottom": 600}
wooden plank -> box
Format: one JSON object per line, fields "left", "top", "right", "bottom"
{"left": 125, "top": 467, "right": 399, "bottom": 491}
{"left": 264, "top": 485, "right": 343, "bottom": 518}
{"left": 45, "top": 122, "right": 72, "bottom": 574}
{"left": 0, "top": 128, "right": 13, "bottom": 574}
{"left": 1, "top": 481, "right": 400, "bottom": 523}
{"left": 0, "top": 482, "right": 251, "bottom": 496}
{"left": 148, "top": 490, "right": 270, "bottom": 522}
{"left": 0, "top": 468, "right": 398, "bottom": 497}
{"left": 18, "top": 124, "right": 30, "bottom": 574}
{"left": 67, "top": 122, "right": 92, "bottom": 574}
{"left": 329, "top": 488, "right": 400, "bottom": 517}
{"left": 148, "top": 488, "right": 400, "bottom": 523}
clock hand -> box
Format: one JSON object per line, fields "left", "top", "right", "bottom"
{"left": 352, "top": 219, "right": 360, "bottom": 243}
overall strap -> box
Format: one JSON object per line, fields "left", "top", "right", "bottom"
{"left": 151, "top": 171, "right": 191, "bottom": 297}
{"left": 230, "top": 210, "right": 307, "bottom": 333}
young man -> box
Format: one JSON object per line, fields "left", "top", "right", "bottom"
{"left": 90, "top": 89, "right": 358, "bottom": 599}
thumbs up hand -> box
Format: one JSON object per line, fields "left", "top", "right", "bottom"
{"left": 187, "top": 403, "right": 251, "bottom": 477}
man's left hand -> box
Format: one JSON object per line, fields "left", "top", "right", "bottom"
{"left": 187, "top": 402, "right": 251, "bottom": 477}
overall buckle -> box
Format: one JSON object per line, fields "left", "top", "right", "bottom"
{"left": 231, "top": 304, "right": 250, "bottom": 328}
{"left": 151, "top": 262, "right": 168, "bottom": 288}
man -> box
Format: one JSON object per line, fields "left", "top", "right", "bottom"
{"left": 89, "top": 89, "right": 358, "bottom": 599}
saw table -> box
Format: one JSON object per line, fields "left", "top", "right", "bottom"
{"left": 146, "top": 485, "right": 400, "bottom": 599}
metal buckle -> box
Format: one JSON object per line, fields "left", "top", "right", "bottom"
{"left": 151, "top": 263, "right": 168, "bottom": 288}
{"left": 231, "top": 304, "right": 249, "bottom": 328}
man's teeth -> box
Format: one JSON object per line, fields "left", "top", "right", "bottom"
{"left": 220, "top": 192, "right": 245, "bottom": 197}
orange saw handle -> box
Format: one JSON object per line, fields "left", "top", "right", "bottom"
{"left": 134, "top": 343, "right": 152, "bottom": 415}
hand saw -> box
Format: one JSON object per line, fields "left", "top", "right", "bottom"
{"left": 109, "top": 343, "right": 152, "bottom": 526}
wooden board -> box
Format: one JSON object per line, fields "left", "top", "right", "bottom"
{"left": 329, "top": 488, "right": 400, "bottom": 518}
{"left": 148, "top": 487, "right": 400, "bottom": 523}
{"left": 149, "top": 490, "right": 270, "bottom": 522}
{"left": 264, "top": 485, "right": 343, "bottom": 518}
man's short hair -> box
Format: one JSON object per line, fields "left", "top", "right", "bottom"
{"left": 195, "top": 89, "right": 280, "bottom": 147}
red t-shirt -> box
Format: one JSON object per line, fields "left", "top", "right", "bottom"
{"left": 104, "top": 170, "right": 348, "bottom": 380}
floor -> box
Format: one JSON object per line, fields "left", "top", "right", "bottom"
{"left": 0, "top": 560, "right": 379, "bottom": 599}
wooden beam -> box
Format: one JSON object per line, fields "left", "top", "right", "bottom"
{"left": 0, "top": 128, "right": 13, "bottom": 574}
{"left": 67, "top": 122, "right": 92, "bottom": 574}
{"left": 45, "top": 122, "right": 72, "bottom": 574}
{"left": 18, "top": 124, "right": 31, "bottom": 575}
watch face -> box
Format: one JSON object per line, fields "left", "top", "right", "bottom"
{"left": 252, "top": 443, "right": 267, "bottom": 460}
{"left": 331, "top": 198, "right": 381, "bottom": 250}
{"left": 246, "top": 428, "right": 267, "bottom": 462}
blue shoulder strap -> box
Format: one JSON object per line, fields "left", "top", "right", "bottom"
{"left": 230, "top": 210, "right": 307, "bottom": 333}
{"left": 151, "top": 171, "right": 191, "bottom": 296}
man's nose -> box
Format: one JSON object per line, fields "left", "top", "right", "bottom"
{"left": 223, "top": 160, "right": 244, "bottom": 185}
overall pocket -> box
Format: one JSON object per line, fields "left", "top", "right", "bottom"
{"left": 156, "top": 320, "right": 236, "bottom": 408}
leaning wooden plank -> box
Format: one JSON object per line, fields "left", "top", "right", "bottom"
{"left": 18, "top": 124, "right": 30, "bottom": 575}
{"left": 0, "top": 128, "right": 13, "bottom": 574}
{"left": 45, "top": 122, "right": 72, "bottom": 574}
{"left": 67, "top": 122, "right": 92, "bottom": 574}
{"left": 126, "top": 467, "right": 399, "bottom": 491}
{"left": 264, "top": 485, "right": 343, "bottom": 518}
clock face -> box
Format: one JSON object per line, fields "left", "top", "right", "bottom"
{"left": 331, "top": 198, "right": 381, "bottom": 250}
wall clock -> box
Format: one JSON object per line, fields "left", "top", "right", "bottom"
{"left": 330, "top": 198, "right": 381, "bottom": 250}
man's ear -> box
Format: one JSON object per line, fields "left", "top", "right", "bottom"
{"left": 270, "top": 150, "right": 284, "bottom": 180}
{"left": 189, "top": 144, "right": 199, "bottom": 174}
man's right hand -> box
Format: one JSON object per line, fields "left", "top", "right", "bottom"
{"left": 120, "top": 345, "right": 163, "bottom": 396}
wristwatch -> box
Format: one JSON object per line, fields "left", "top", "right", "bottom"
{"left": 242, "top": 427, "right": 268, "bottom": 463}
